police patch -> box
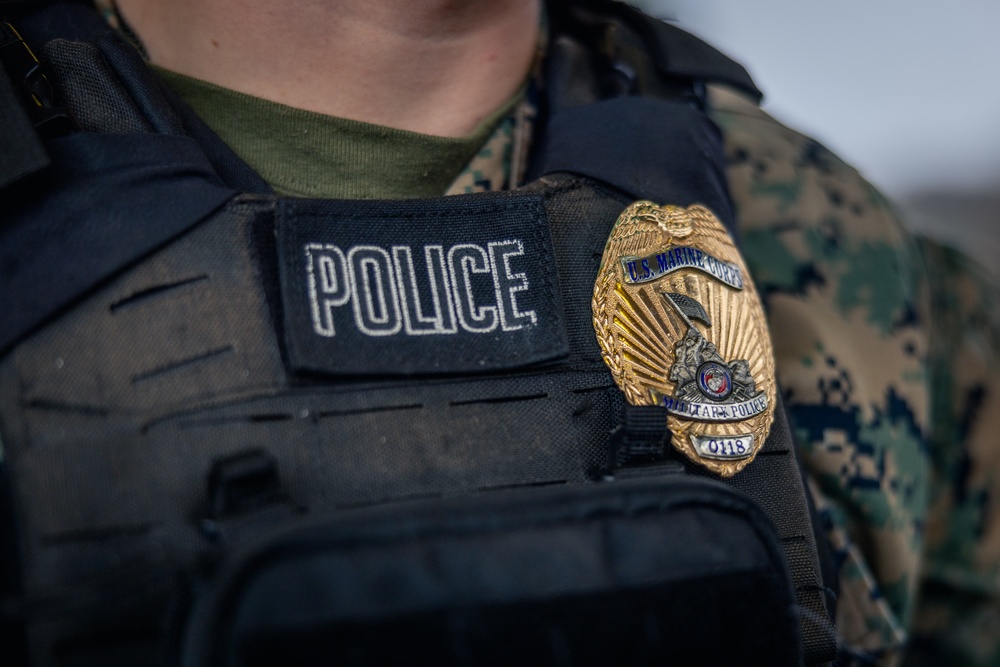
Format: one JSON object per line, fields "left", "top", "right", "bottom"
{"left": 277, "top": 194, "right": 568, "bottom": 375}
{"left": 592, "top": 201, "right": 776, "bottom": 477}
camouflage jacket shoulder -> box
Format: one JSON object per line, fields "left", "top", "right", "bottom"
{"left": 709, "top": 85, "right": 932, "bottom": 665}
{"left": 907, "top": 239, "right": 1000, "bottom": 667}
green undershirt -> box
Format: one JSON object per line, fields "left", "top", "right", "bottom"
{"left": 155, "top": 67, "right": 521, "bottom": 200}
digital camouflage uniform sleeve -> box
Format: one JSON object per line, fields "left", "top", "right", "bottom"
{"left": 906, "top": 240, "right": 1000, "bottom": 667}
{"left": 708, "top": 86, "right": 931, "bottom": 666}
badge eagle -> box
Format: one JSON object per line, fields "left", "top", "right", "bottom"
{"left": 592, "top": 201, "right": 776, "bottom": 477}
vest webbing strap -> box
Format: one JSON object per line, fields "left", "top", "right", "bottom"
{"left": 0, "top": 23, "right": 50, "bottom": 189}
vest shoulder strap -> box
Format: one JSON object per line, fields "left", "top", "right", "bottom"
{"left": 534, "top": 0, "right": 760, "bottom": 234}
{"left": 547, "top": 0, "right": 762, "bottom": 102}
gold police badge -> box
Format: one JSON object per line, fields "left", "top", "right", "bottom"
{"left": 592, "top": 201, "right": 776, "bottom": 477}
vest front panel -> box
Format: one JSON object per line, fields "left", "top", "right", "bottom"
{"left": 0, "top": 177, "right": 637, "bottom": 652}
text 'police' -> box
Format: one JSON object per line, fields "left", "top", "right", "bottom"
{"left": 305, "top": 241, "right": 538, "bottom": 337}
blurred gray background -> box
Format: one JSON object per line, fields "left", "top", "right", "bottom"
{"left": 633, "top": 0, "right": 1000, "bottom": 274}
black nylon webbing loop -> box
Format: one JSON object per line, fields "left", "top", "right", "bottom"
{"left": 609, "top": 404, "right": 672, "bottom": 469}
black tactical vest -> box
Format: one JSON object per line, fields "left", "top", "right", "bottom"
{"left": 0, "top": 1, "right": 838, "bottom": 665}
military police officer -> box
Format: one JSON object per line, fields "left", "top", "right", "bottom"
{"left": 2, "top": 0, "right": 991, "bottom": 665}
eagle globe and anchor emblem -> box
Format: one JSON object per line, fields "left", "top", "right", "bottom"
{"left": 592, "top": 201, "right": 776, "bottom": 477}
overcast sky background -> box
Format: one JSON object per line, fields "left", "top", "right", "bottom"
{"left": 635, "top": 0, "right": 1000, "bottom": 200}
{"left": 630, "top": 0, "right": 999, "bottom": 269}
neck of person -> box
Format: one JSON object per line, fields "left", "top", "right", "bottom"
{"left": 112, "top": 0, "right": 541, "bottom": 137}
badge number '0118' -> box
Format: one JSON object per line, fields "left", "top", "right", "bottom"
{"left": 592, "top": 201, "right": 776, "bottom": 477}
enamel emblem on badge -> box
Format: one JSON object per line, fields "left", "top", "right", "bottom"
{"left": 593, "top": 201, "right": 776, "bottom": 477}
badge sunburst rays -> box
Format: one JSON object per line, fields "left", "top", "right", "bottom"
{"left": 614, "top": 285, "right": 675, "bottom": 396}
{"left": 593, "top": 201, "right": 776, "bottom": 477}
